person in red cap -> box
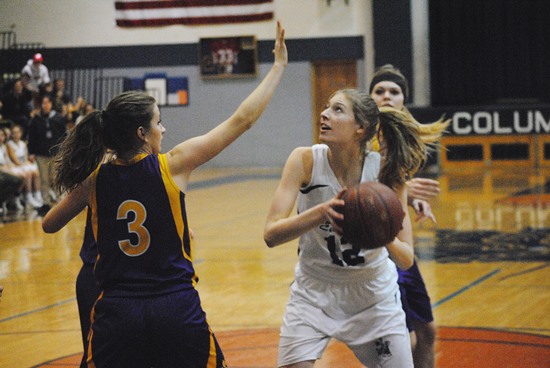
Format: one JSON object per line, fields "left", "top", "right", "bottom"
{"left": 21, "top": 53, "right": 51, "bottom": 107}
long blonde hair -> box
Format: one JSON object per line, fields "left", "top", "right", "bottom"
{"left": 403, "top": 106, "right": 449, "bottom": 144}
{"left": 377, "top": 107, "right": 432, "bottom": 190}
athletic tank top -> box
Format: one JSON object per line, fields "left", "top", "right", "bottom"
{"left": 90, "top": 153, "right": 196, "bottom": 297}
{"left": 7, "top": 140, "right": 26, "bottom": 163}
{"left": 296, "top": 144, "right": 396, "bottom": 282}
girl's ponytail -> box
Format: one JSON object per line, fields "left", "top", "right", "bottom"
{"left": 52, "top": 110, "right": 107, "bottom": 193}
{"left": 377, "top": 107, "right": 428, "bottom": 190}
{"left": 403, "top": 107, "right": 450, "bottom": 145}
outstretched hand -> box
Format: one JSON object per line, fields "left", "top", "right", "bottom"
{"left": 406, "top": 177, "right": 440, "bottom": 200}
{"left": 410, "top": 198, "right": 436, "bottom": 224}
{"left": 273, "top": 20, "right": 288, "bottom": 68}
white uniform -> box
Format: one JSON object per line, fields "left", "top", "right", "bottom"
{"left": 7, "top": 140, "right": 27, "bottom": 163}
{"left": 7, "top": 140, "right": 38, "bottom": 174}
{"left": 278, "top": 144, "right": 412, "bottom": 367}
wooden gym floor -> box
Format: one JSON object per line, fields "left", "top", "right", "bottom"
{"left": 0, "top": 166, "right": 549, "bottom": 367}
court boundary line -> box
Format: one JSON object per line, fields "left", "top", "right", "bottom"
{"left": 0, "top": 298, "right": 74, "bottom": 323}
{"left": 432, "top": 269, "right": 501, "bottom": 308}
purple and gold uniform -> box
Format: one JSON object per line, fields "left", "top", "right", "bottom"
{"left": 76, "top": 208, "right": 100, "bottom": 368}
{"left": 87, "top": 153, "right": 225, "bottom": 368}
{"left": 398, "top": 260, "right": 434, "bottom": 332}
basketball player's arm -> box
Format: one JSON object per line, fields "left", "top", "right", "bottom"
{"left": 406, "top": 177, "right": 440, "bottom": 200}
{"left": 167, "top": 21, "right": 287, "bottom": 190}
{"left": 264, "top": 147, "right": 344, "bottom": 247}
{"left": 386, "top": 188, "right": 414, "bottom": 270}
{"left": 42, "top": 179, "right": 90, "bottom": 233}
{"left": 406, "top": 178, "right": 438, "bottom": 223}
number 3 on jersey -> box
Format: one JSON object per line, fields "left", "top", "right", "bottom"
{"left": 117, "top": 200, "right": 150, "bottom": 256}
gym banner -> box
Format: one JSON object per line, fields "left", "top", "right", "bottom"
{"left": 114, "top": 0, "right": 274, "bottom": 27}
{"left": 409, "top": 105, "right": 550, "bottom": 136}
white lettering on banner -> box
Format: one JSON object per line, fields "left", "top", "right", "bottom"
{"left": 514, "top": 111, "right": 532, "bottom": 133}
{"left": 453, "top": 112, "right": 472, "bottom": 134}
{"left": 535, "top": 111, "right": 550, "bottom": 132}
{"left": 451, "top": 110, "right": 550, "bottom": 135}
{"left": 473, "top": 112, "right": 493, "bottom": 134}
{"left": 494, "top": 112, "right": 512, "bottom": 134}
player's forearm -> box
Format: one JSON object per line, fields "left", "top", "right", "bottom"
{"left": 264, "top": 205, "right": 324, "bottom": 248}
{"left": 231, "top": 63, "right": 286, "bottom": 129}
{"left": 386, "top": 237, "right": 414, "bottom": 270}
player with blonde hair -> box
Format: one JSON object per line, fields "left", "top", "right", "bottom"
{"left": 265, "top": 86, "right": 444, "bottom": 367}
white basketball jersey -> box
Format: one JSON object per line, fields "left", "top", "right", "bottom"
{"left": 296, "top": 144, "right": 397, "bottom": 286}
{"left": 7, "top": 140, "right": 27, "bottom": 163}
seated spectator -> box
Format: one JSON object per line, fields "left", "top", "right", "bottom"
{"left": 52, "top": 78, "right": 73, "bottom": 117}
{"left": 0, "top": 171, "right": 23, "bottom": 216}
{"left": 0, "top": 127, "right": 40, "bottom": 210}
{"left": 0, "top": 79, "right": 33, "bottom": 139}
{"left": 74, "top": 100, "right": 95, "bottom": 125}
{"left": 7, "top": 124, "right": 43, "bottom": 207}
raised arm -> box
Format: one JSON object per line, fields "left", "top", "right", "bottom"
{"left": 167, "top": 21, "right": 288, "bottom": 190}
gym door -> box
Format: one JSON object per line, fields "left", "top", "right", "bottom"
{"left": 311, "top": 60, "right": 358, "bottom": 143}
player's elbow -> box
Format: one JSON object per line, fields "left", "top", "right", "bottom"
{"left": 399, "top": 257, "right": 414, "bottom": 271}
{"left": 42, "top": 217, "right": 60, "bottom": 234}
{"left": 42, "top": 222, "right": 57, "bottom": 233}
{"left": 263, "top": 233, "right": 277, "bottom": 248}
{"left": 263, "top": 227, "right": 280, "bottom": 248}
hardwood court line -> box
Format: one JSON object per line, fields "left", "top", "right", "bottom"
{"left": 497, "top": 263, "right": 549, "bottom": 281}
{"left": 0, "top": 297, "right": 74, "bottom": 323}
{"left": 431, "top": 268, "right": 501, "bottom": 308}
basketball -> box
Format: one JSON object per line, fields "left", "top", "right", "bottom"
{"left": 340, "top": 182, "right": 405, "bottom": 250}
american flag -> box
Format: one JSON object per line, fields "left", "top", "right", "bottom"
{"left": 114, "top": 0, "right": 274, "bottom": 27}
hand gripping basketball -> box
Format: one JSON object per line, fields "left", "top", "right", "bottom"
{"left": 340, "top": 182, "right": 405, "bottom": 250}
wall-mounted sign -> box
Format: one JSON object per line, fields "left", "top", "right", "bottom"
{"left": 199, "top": 36, "right": 258, "bottom": 79}
{"left": 129, "top": 73, "right": 189, "bottom": 106}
